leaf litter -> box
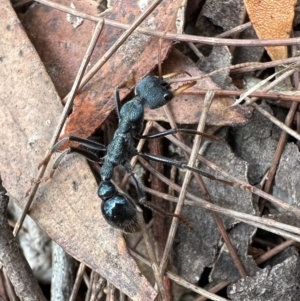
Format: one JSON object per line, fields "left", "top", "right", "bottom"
{"left": 1, "top": 1, "right": 157, "bottom": 300}
{"left": 1, "top": 0, "right": 300, "bottom": 300}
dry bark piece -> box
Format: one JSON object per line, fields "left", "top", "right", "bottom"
{"left": 274, "top": 143, "right": 300, "bottom": 208}
{"left": 211, "top": 223, "right": 259, "bottom": 282}
{"left": 175, "top": 139, "right": 255, "bottom": 282}
{"left": 230, "top": 100, "right": 281, "bottom": 184}
{"left": 0, "top": 2, "right": 156, "bottom": 300}
{"left": 233, "top": 27, "right": 264, "bottom": 65}
{"left": 228, "top": 254, "right": 300, "bottom": 300}
{"left": 244, "top": 0, "right": 297, "bottom": 60}
{"left": 197, "top": 0, "right": 245, "bottom": 31}
{"left": 144, "top": 50, "right": 252, "bottom": 125}
{"left": 198, "top": 45, "right": 233, "bottom": 89}
{"left": 175, "top": 198, "right": 220, "bottom": 283}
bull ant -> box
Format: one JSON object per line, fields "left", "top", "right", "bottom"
{"left": 40, "top": 74, "right": 226, "bottom": 232}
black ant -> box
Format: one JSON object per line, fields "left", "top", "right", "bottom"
{"left": 39, "top": 74, "right": 225, "bottom": 232}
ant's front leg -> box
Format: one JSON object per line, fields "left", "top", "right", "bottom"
{"left": 114, "top": 77, "right": 136, "bottom": 121}
{"left": 136, "top": 128, "right": 223, "bottom": 142}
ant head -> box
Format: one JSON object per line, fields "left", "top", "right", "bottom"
{"left": 135, "top": 75, "right": 173, "bottom": 109}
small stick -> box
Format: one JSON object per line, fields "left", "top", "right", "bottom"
{"left": 69, "top": 263, "right": 87, "bottom": 301}
{"left": 130, "top": 249, "right": 229, "bottom": 301}
{"left": 136, "top": 205, "right": 168, "bottom": 301}
{"left": 14, "top": 19, "right": 104, "bottom": 237}
{"left": 194, "top": 281, "right": 230, "bottom": 301}
{"left": 139, "top": 184, "right": 300, "bottom": 242}
{"left": 185, "top": 88, "right": 300, "bottom": 103}
{"left": 0, "top": 176, "right": 47, "bottom": 301}
{"left": 33, "top": 0, "right": 300, "bottom": 47}
{"left": 159, "top": 91, "right": 215, "bottom": 275}
{"left": 255, "top": 239, "right": 295, "bottom": 265}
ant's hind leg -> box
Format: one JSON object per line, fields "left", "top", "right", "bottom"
{"left": 125, "top": 163, "right": 194, "bottom": 230}
{"left": 53, "top": 136, "right": 107, "bottom": 152}
{"left": 38, "top": 136, "right": 106, "bottom": 169}
{"left": 138, "top": 152, "right": 239, "bottom": 188}
{"left": 45, "top": 146, "right": 103, "bottom": 180}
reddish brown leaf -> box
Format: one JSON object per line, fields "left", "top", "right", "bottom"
{"left": 22, "top": 0, "right": 100, "bottom": 98}
{"left": 23, "top": 0, "right": 181, "bottom": 138}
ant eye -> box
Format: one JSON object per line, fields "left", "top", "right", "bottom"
{"left": 164, "top": 92, "right": 173, "bottom": 101}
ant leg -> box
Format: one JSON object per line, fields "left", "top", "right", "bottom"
{"left": 39, "top": 136, "right": 106, "bottom": 168}
{"left": 114, "top": 76, "right": 136, "bottom": 120}
{"left": 137, "top": 128, "right": 222, "bottom": 141}
{"left": 54, "top": 136, "right": 107, "bottom": 152}
{"left": 43, "top": 147, "right": 103, "bottom": 179}
{"left": 124, "top": 163, "right": 194, "bottom": 230}
{"left": 114, "top": 87, "right": 122, "bottom": 120}
{"left": 123, "top": 162, "right": 145, "bottom": 203}
{"left": 138, "top": 152, "right": 240, "bottom": 188}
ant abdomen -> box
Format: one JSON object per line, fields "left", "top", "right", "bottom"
{"left": 99, "top": 181, "right": 139, "bottom": 233}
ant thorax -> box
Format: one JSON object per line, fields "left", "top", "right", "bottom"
{"left": 118, "top": 97, "right": 144, "bottom": 136}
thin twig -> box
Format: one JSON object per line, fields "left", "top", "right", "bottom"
{"left": 13, "top": 20, "right": 104, "bottom": 237}
{"left": 231, "top": 56, "right": 300, "bottom": 74}
{"left": 69, "top": 263, "right": 87, "bottom": 301}
{"left": 61, "top": 0, "right": 164, "bottom": 103}
{"left": 159, "top": 91, "right": 215, "bottom": 274}
{"left": 255, "top": 240, "right": 295, "bottom": 265}
{"left": 136, "top": 206, "right": 168, "bottom": 301}
{"left": 90, "top": 272, "right": 106, "bottom": 301}
{"left": 185, "top": 88, "right": 300, "bottom": 103}
{"left": 130, "top": 249, "right": 229, "bottom": 301}
{"left": 3, "top": 273, "right": 18, "bottom": 301}
{"left": 152, "top": 122, "right": 300, "bottom": 217}
{"left": 33, "top": 0, "right": 300, "bottom": 47}
{"left": 0, "top": 176, "right": 47, "bottom": 301}
{"left": 139, "top": 184, "right": 300, "bottom": 243}
{"left": 194, "top": 281, "right": 231, "bottom": 301}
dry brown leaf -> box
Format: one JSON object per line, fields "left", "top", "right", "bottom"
{"left": 0, "top": 2, "right": 156, "bottom": 300}
{"left": 243, "top": 0, "right": 297, "bottom": 60}
{"left": 22, "top": 0, "right": 181, "bottom": 139}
